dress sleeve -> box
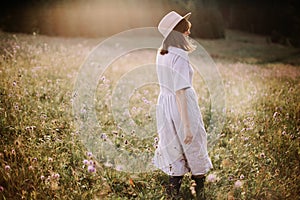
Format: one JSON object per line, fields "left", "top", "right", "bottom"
{"left": 173, "top": 55, "right": 191, "bottom": 92}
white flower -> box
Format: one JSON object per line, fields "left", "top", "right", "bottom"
{"left": 240, "top": 174, "right": 245, "bottom": 179}
{"left": 207, "top": 173, "right": 217, "bottom": 183}
{"left": 234, "top": 180, "right": 243, "bottom": 188}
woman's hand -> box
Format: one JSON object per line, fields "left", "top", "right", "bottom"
{"left": 184, "top": 126, "right": 193, "bottom": 144}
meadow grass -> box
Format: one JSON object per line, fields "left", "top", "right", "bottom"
{"left": 0, "top": 30, "right": 299, "bottom": 199}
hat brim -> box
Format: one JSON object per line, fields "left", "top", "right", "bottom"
{"left": 183, "top": 12, "right": 191, "bottom": 20}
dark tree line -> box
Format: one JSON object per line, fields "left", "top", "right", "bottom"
{"left": 217, "top": 0, "right": 300, "bottom": 46}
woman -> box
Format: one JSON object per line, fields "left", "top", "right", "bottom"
{"left": 153, "top": 11, "right": 213, "bottom": 199}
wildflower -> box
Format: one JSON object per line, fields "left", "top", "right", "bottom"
{"left": 260, "top": 153, "right": 266, "bottom": 158}
{"left": 88, "top": 165, "right": 96, "bottom": 173}
{"left": 234, "top": 180, "right": 243, "bottom": 188}
{"left": 115, "top": 165, "right": 124, "bottom": 171}
{"left": 48, "top": 157, "right": 53, "bottom": 162}
{"left": 83, "top": 159, "right": 89, "bottom": 165}
{"left": 87, "top": 152, "right": 93, "bottom": 157}
{"left": 0, "top": 186, "right": 4, "bottom": 192}
{"left": 4, "top": 165, "right": 10, "bottom": 171}
{"left": 89, "top": 160, "right": 94, "bottom": 166}
{"left": 55, "top": 173, "right": 60, "bottom": 179}
{"left": 101, "top": 133, "right": 107, "bottom": 140}
{"left": 52, "top": 173, "right": 60, "bottom": 179}
{"left": 207, "top": 173, "right": 217, "bottom": 183}
{"left": 273, "top": 111, "right": 279, "bottom": 118}
{"left": 40, "top": 175, "right": 45, "bottom": 180}
{"left": 228, "top": 175, "right": 234, "bottom": 181}
{"left": 32, "top": 157, "right": 37, "bottom": 162}
{"left": 240, "top": 174, "right": 245, "bottom": 179}
{"left": 28, "top": 166, "right": 34, "bottom": 171}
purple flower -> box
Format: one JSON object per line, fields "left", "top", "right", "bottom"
{"left": 234, "top": 180, "right": 243, "bottom": 188}
{"left": 83, "top": 159, "right": 89, "bottom": 165}
{"left": 115, "top": 165, "right": 124, "bottom": 171}
{"left": 207, "top": 174, "right": 217, "bottom": 183}
{"left": 52, "top": 173, "right": 60, "bottom": 179}
{"left": 88, "top": 165, "right": 96, "bottom": 173}
{"left": 89, "top": 160, "right": 94, "bottom": 166}
{"left": 101, "top": 133, "right": 107, "bottom": 140}
{"left": 4, "top": 165, "right": 11, "bottom": 171}
{"left": 40, "top": 175, "right": 45, "bottom": 180}
{"left": 87, "top": 152, "right": 93, "bottom": 157}
{"left": 55, "top": 173, "right": 60, "bottom": 179}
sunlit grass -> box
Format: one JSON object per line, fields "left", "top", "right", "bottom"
{"left": 0, "top": 30, "right": 299, "bottom": 199}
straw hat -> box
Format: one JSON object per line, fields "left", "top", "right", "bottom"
{"left": 158, "top": 11, "right": 191, "bottom": 38}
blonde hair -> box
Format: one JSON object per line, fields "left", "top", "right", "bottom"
{"left": 160, "top": 19, "right": 195, "bottom": 55}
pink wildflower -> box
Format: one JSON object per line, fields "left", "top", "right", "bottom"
{"left": 234, "top": 180, "right": 243, "bottom": 188}
{"left": 207, "top": 174, "right": 217, "bottom": 182}
{"left": 88, "top": 165, "right": 96, "bottom": 173}
{"left": 4, "top": 165, "right": 10, "bottom": 171}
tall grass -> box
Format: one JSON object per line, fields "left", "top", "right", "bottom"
{"left": 0, "top": 31, "right": 299, "bottom": 199}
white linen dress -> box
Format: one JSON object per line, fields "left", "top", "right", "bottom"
{"left": 153, "top": 46, "right": 213, "bottom": 176}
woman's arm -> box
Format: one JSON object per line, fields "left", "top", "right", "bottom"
{"left": 176, "top": 88, "right": 193, "bottom": 144}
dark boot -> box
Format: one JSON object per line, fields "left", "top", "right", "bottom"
{"left": 191, "top": 175, "right": 206, "bottom": 200}
{"left": 166, "top": 176, "right": 183, "bottom": 199}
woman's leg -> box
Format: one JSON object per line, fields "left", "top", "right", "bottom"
{"left": 191, "top": 175, "right": 206, "bottom": 200}
{"left": 167, "top": 175, "right": 183, "bottom": 199}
